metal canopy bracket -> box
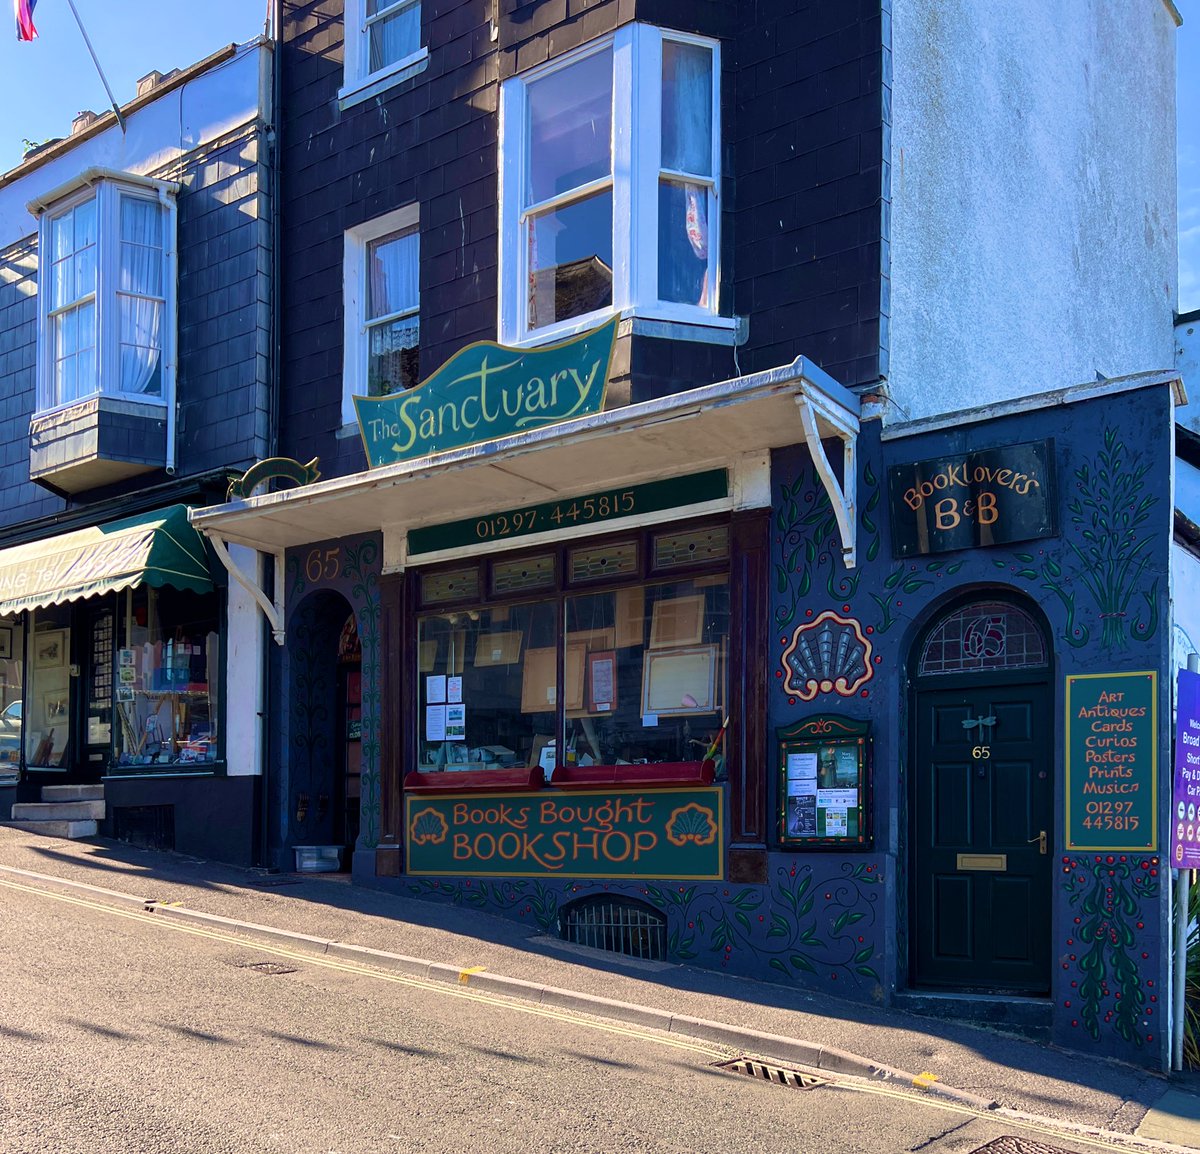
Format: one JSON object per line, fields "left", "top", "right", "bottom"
{"left": 795, "top": 391, "right": 857, "bottom": 569}
{"left": 207, "top": 533, "right": 287, "bottom": 646}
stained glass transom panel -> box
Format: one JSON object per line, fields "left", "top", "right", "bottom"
{"left": 918, "top": 601, "right": 1047, "bottom": 676}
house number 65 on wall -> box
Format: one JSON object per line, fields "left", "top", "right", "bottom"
{"left": 305, "top": 547, "right": 341, "bottom": 582}
{"left": 971, "top": 745, "right": 991, "bottom": 760}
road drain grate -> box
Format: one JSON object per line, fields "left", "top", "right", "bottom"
{"left": 232, "top": 960, "right": 298, "bottom": 975}
{"left": 969, "top": 1139, "right": 1080, "bottom": 1154}
{"left": 716, "top": 1058, "right": 827, "bottom": 1089}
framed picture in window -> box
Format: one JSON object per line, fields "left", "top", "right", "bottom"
{"left": 614, "top": 586, "right": 644, "bottom": 648}
{"left": 418, "top": 640, "right": 439, "bottom": 673}
{"left": 649, "top": 595, "right": 705, "bottom": 649}
{"left": 34, "top": 630, "right": 66, "bottom": 669}
{"left": 641, "top": 644, "right": 719, "bottom": 716}
{"left": 473, "top": 630, "right": 523, "bottom": 667}
{"left": 586, "top": 650, "right": 617, "bottom": 713}
{"left": 0, "top": 626, "right": 10, "bottom": 660}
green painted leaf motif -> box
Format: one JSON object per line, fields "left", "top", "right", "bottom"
{"left": 790, "top": 953, "right": 817, "bottom": 974}
{"left": 776, "top": 564, "right": 789, "bottom": 594}
{"left": 768, "top": 912, "right": 791, "bottom": 939}
{"left": 769, "top": 957, "right": 791, "bottom": 977}
{"left": 853, "top": 945, "right": 874, "bottom": 963}
{"left": 735, "top": 911, "right": 752, "bottom": 932}
{"left": 855, "top": 964, "right": 880, "bottom": 980}
{"left": 732, "top": 889, "right": 762, "bottom": 911}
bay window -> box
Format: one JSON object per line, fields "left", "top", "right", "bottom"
{"left": 499, "top": 25, "right": 722, "bottom": 344}
{"left": 36, "top": 175, "right": 175, "bottom": 414}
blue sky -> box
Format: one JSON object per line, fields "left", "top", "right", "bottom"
{"left": 0, "top": 0, "right": 1196, "bottom": 312}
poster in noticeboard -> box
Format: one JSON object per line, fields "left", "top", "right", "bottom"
{"left": 777, "top": 715, "right": 871, "bottom": 848}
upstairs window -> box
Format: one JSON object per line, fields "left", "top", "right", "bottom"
{"left": 342, "top": 0, "right": 425, "bottom": 105}
{"left": 35, "top": 177, "right": 175, "bottom": 414}
{"left": 499, "top": 25, "right": 722, "bottom": 345}
{"left": 343, "top": 205, "right": 420, "bottom": 425}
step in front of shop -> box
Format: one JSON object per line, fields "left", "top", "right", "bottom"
{"left": 4, "top": 818, "right": 99, "bottom": 838}
{"left": 1, "top": 784, "right": 105, "bottom": 840}
{"left": 893, "top": 991, "right": 1051, "bottom": 1040}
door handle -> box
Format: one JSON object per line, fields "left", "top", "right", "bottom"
{"left": 1027, "top": 830, "right": 1046, "bottom": 855}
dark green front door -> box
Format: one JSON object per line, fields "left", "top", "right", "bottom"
{"left": 912, "top": 678, "right": 1052, "bottom": 994}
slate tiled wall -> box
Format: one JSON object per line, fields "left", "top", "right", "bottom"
{"left": 0, "top": 239, "right": 62, "bottom": 527}
{"left": 173, "top": 129, "right": 273, "bottom": 475}
{"left": 280, "top": 0, "right": 884, "bottom": 477}
{"left": 0, "top": 123, "right": 271, "bottom": 533}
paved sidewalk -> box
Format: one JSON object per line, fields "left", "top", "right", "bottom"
{"left": 2, "top": 827, "right": 1198, "bottom": 1151}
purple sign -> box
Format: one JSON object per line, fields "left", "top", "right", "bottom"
{"left": 1172, "top": 668, "right": 1200, "bottom": 870}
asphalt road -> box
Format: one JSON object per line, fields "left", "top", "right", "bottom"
{"left": 0, "top": 875, "right": 1148, "bottom": 1154}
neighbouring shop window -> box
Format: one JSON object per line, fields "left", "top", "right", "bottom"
{"left": 113, "top": 586, "right": 220, "bottom": 769}
{"left": 0, "top": 616, "right": 24, "bottom": 780}
{"left": 415, "top": 525, "right": 730, "bottom": 776}
{"left": 26, "top": 610, "right": 71, "bottom": 769}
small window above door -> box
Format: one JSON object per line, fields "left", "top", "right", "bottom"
{"left": 918, "top": 600, "right": 1047, "bottom": 676}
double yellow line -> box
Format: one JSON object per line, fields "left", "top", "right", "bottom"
{"left": 0, "top": 873, "right": 1156, "bottom": 1152}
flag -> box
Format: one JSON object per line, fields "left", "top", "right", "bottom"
{"left": 14, "top": 0, "right": 37, "bottom": 41}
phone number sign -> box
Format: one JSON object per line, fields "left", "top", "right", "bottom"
{"left": 406, "top": 470, "right": 728, "bottom": 557}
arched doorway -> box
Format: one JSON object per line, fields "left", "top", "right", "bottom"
{"left": 336, "top": 611, "right": 362, "bottom": 853}
{"left": 909, "top": 596, "right": 1053, "bottom": 995}
{"left": 286, "top": 590, "right": 358, "bottom": 867}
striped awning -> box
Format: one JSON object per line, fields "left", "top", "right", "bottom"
{"left": 0, "top": 504, "right": 213, "bottom": 617}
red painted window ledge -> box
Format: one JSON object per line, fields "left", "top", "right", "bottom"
{"left": 403, "top": 766, "right": 545, "bottom": 793}
{"left": 550, "top": 760, "right": 715, "bottom": 788}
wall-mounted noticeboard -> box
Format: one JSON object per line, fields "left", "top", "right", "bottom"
{"left": 777, "top": 715, "right": 871, "bottom": 848}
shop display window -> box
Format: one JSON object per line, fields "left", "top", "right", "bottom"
{"left": 415, "top": 525, "right": 730, "bottom": 780}
{"left": 25, "top": 610, "right": 71, "bottom": 769}
{"left": 0, "top": 616, "right": 24, "bottom": 780}
{"left": 113, "top": 586, "right": 220, "bottom": 769}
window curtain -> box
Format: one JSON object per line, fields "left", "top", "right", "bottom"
{"left": 661, "top": 43, "right": 712, "bottom": 306}
{"left": 368, "top": 230, "right": 418, "bottom": 320}
{"left": 368, "top": 0, "right": 419, "bottom": 72}
{"left": 118, "top": 198, "right": 164, "bottom": 396}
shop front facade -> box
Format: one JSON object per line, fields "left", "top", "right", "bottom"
{"left": 0, "top": 39, "right": 274, "bottom": 863}
{"left": 192, "top": 0, "right": 1185, "bottom": 1069}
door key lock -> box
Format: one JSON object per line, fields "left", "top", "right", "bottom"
{"left": 1027, "top": 829, "right": 1047, "bottom": 855}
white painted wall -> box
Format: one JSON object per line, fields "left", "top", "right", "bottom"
{"left": 224, "top": 544, "right": 264, "bottom": 777}
{"left": 888, "top": 0, "right": 1179, "bottom": 421}
{"left": 0, "top": 39, "right": 267, "bottom": 250}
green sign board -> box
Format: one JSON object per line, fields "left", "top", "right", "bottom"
{"left": 354, "top": 318, "right": 618, "bottom": 468}
{"left": 407, "top": 469, "right": 729, "bottom": 556}
{"left": 405, "top": 787, "right": 724, "bottom": 879}
{"left": 1065, "top": 670, "right": 1157, "bottom": 851}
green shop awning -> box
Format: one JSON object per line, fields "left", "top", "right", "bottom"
{"left": 0, "top": 504, "right": 213, "bottom": 617}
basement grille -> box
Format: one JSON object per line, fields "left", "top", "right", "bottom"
{"left": 560, "top": 897, "right": 666, "bottom": 961}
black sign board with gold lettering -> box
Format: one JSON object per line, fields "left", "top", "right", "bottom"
{"left": 887, "top": 439, "right": 1055, "bottom": 557}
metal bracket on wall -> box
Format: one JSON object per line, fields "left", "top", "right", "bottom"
{"left": 206, "top": 533, "right": 286, "bottom": 646}
{"left": 795, "top": 391, "right": 857, "bottom": 569}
